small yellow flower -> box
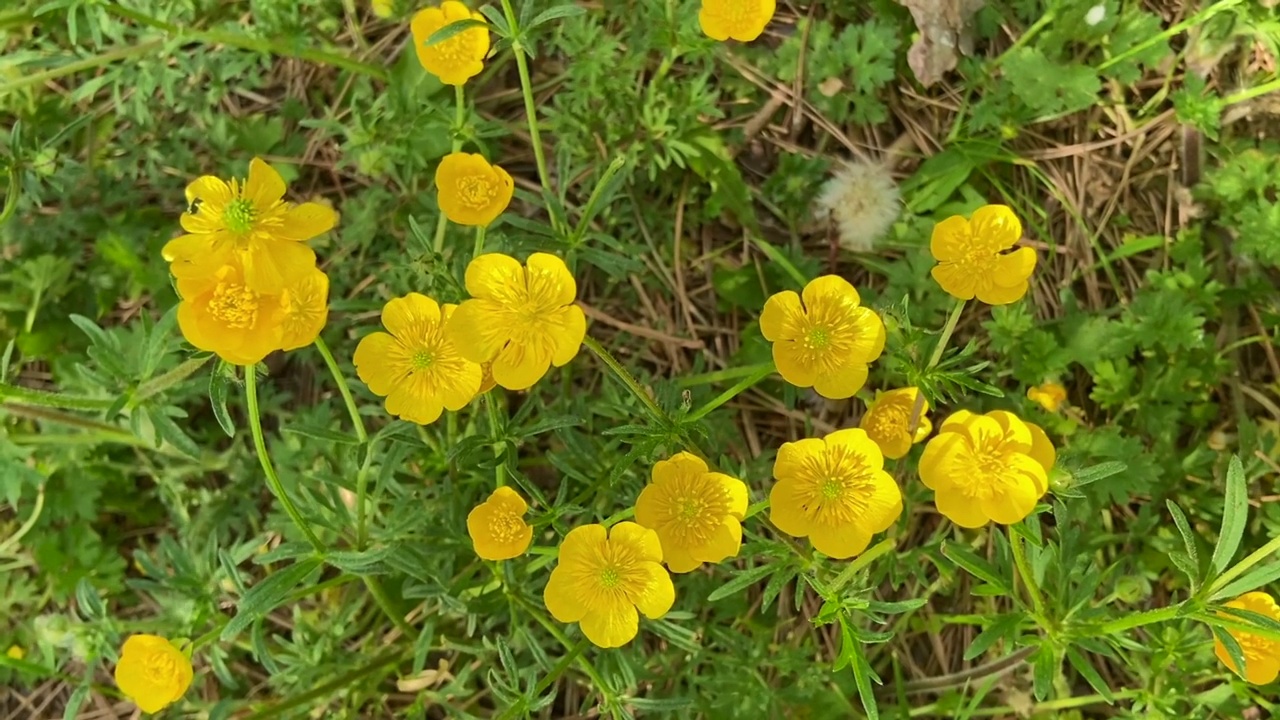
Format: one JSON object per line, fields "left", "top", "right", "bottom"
{"left": 411, "top": 1, "right": 489, "bottom": 86}
{"left": 6, "top": 645, "right": 24, "bottom": 660}
{"left": 371, "top": 0, "right": 394, "bottom": 18}
{"left": 163, "top": 157, "right": 336, "bottom": 293}
{"left": 770, "top": 429, "right": 903, "bottom": 559}
{"left": 1027, "top": 382, "right": 1067, "bottom": 413}
{"left": 634, "top": 452, "right": 749, "bottom": 573}
{"left": 176, "top": 258, "right": 289, "bottom": 366}
{"left": 354, "top": 293, "right": 482, "bottom": 425}
{"left": 1215, "top": 592, "right": 1280, "bottom": 684}
{"left": 929, "top": 204, "right": 1036, "bottom": 305}
{"left": 543, "top": 522, "right": 675, "bottom": 648}
{"left": 698, "top": 0, "right": 776, "bottom": 42}
{"left": 467, "top": 486, "right": 533, "bottom": 561}
{"left": 279, "top": 267, "right": 330, "bottom": 352}
{"left": 919, "top": 410, "right": 1055, "bottom": 528}
{"left": 114, "top": 635, "right": 193, "bottom": 714}
{"left": 759, "top": 275, "right": 885, "bottom": 400}
{"left": 860, "top": 387, "right": 932, "bottom": 460}
{"left": 435, "top": 152, "right": 514, "bottom": 227}
{"left": 446, "top": 253, "right": 587, "bottom": 390}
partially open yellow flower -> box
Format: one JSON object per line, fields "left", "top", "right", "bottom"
{"left": 760, "top": 275, "right": 885, "bottom": 400}
{"left": 446, "top": 253, "right": 587, "bottom": 390}
{"left": 1027, "top": 382, "right": 1067, "bottom": 412}
{"left": 435, "top": 152, "right": 514, "bottom": 227}
{"left": 860, "top": 387, "right": 932, "bottom": 460}
{"left": 930, "top": 204, "right": 1036, "bottom": 305}
{"left": 163, "top": 157, "right": 335, "bottom": 293}
{"left": 353, "top": 293, "right": 482, "bottom": 425}
{"left": 634, "top": 452, "right": 749, "bottom": 573}
{"left": 698, "top": 0, "right": 776, "bottom": 42}
{"left": 114, "top": 635, "right": 193, "bottom": 714}
{"left": 770, "top": 429, "right": 903, "bottom": 559}
{"left": 1216, "top": 592, "right": 1280, "bottom": 684}
{"left": 467, "top": 486, "right": 533, "bottom": 561}
{"left": 176, "top": 258, "right": 289, "bottom": 366}
{"left": 371, "top": 0, "right": 394, "bottom": 18}
{"left": 543, "top": 522, "right": 675, "bottom": 648}
{"left": 411, "top": 1, "right": 489, "bottom": 86}
{"left": 6, "top": 645, "right": 24, "bottom": 660}
{"left": 919, "top": 410, "right": 1055, "bottom": 528}
{"left": 278, "top": 266, "right": 330, "bottom": 352}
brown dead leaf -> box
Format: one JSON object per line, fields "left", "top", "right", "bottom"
{"left": 817, "top": 76, "right": 844, "bottom": 97}
{"left": 895, "top": 0, "right": 985, "bottom": 87}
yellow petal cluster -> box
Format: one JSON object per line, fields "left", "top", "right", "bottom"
{"left": 634, "top": 452, "right": 749, "bottom": 573}
{"left": 919, "top": 410, "right": 1055, "bottom": 528}
{"left": 543, "top": 523, "right": 675, "bottom": 648}
{"left": 929, "top": 204, "right": 1036, "bottom": 305}
{"left": 435, "top": 152, "right": 514, "bottom": 227}
{"left": 411, "top": 1, "right": 489, "bottom": 86}
{"left": 1215, "top": 592, "right": 1280, "bottom": 684}
{"left": 760, "top": 275, "right": 885, "bottom": 399}
{"left": 860, "top": 387, "right": 932, "bottom": 460}
{"left": 770, "top": 429, "right": 903, "bottom": 559}
{"left": 467, "top": 486, "right": 533, "bottom": 561}
{"left": 114, "top": 635, "right": 193, "bottom": 714}
{"left": 698, "top": 0, "right": 775, "bottom": 42}
{"left": 1027, "top": 382, "right": 1067, "bottom": 412}
{"left": 354, "top": 293, "right": 482, "bottom": 425}
{"left": 446, "top": 253, "right": 586, "bottom": 390}
{"left": 167, "top": 158, "right": 333, "bottom": 365}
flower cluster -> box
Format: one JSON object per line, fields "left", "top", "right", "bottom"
{"left": 165, "top": 158, "right": 335, "bottom": 365}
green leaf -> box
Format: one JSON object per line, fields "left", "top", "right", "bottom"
{"left": 74, "top": 578, "right": 105, "bottom": 621}
{"left": 1065, "top": 647, "right": 1114, "bottom": 703}
{"left": 325, "top": 545, "right": 395, "bottom": 574}
{"left": 964, "top": 612, "right": 1024, "bottom": 661}
{"left": 706, "top": 562, "right": 779, "bottom": 602}
{"left": 941, "top": 541, "right": 1010, "bottom": 594}
{"left": 1070, "top": 461, "right": 1127, "bottom": 487}
{"left": 1031, "top": 644, "right": 1057, "bottom": 701}
{"left": 1211, "top": 625, "right": 1246, "bottom": 681}
{"left": 209, "top": 361, "right": 236, "bottom": 438}
{"left": 1211, "top": 563, "right": 1280, "bottom": 602}
{"left": 527, "top": 5, "right": 586, "bottom": 30}
{"left": 849, "top": 641, "right": 880, "bottom": 720}
{"left": 221, "top": 557, "right": 323, "bottom": 641}
{"left": 282, "top": 424, "right": 360, "bottom": 445}
{"left": 63, "top": 685, "right": 90, "bottom": 720}
{"left": 1210, "top": 456, "right": 1248, "bottom": 576}
{"left": 1166, "top": 500, "right": 1200, "bottom": 585}
{"left": 423, "top": 19, "right": 489, "bottom": 48}
{"left": 147, "top": 406, "right": 201, "bottom": 458}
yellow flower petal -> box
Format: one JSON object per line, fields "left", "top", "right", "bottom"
{"left": 609, "top": 522, "right": 663, "bottom": 564}
{"left": 548, "top": 305, "right": 587, "bottom": 367}
{"left": 239, "top": 238, "right": 317, "bottom": 295}
{"left": 276, "top": 202, "right": 338, "bottom": 241}
{"left": 970, "top": 204, "right": 1023, "bottom": 250}
{"left": 661, "top": 542, "right": 700, "bottom": 574}
{"left": 558, "top": 524, "right": 609, "bottom": 566}
{"left": 983, "top": 455, "right": 1045, "bottom": 525}
{"left": 710, "top": 472, "right": 749, "bottom": 519}
{"left": 651, "top": 452, "right": 708, "bottom": 484}
{"left": 933, "top": 487, "right": 991, "bottom": 528}
{"left": 809, "top": 523, "right": 872, "bottom": 559}
{"left": 1026, "top": 422, "right": 1056, "bottom": 478}
{"left": 697, "top": 0, "right": 775, "bottom": 42}
{"left": 526, "top": 253, "right": 577, "bottom": 308}
{"left": 812, "top": 361, "right": 868, "bottom": 400}
{"left": 114, "top": 635, "right": 192, "bottom": 714}
{"left": 279, "top": 268, "right": 329, "bottom": 352}
{"left": 382, "top": 293, "right": 441, "bottom": 339}
{"left": 768, "top": 477, "right": 811, "bottom": 538}
{"left": 772, "top": 341, "right": 818, "bottom": 388}
{"left": 544, "top": 566, "right": 587, "bottom": 623}
{"left": 385, "top": 380, "right": 445, "bottom": 425}
{"left": 244, "top": 157, "right": 287, "bottom": 211}
{"left": 464, "top": 253, "right": 525, "bottom": 301}
{"left": 579, "top": 599, "right": 639, "bottom": 648}
{"left": 181, "top": 175, "right": 233, "bottom": 233}
{"left": 759, "top": 290, "right": 804, "bottom": 342}
{"left": 410, "top": 2, "right": 489, "bottom": 86}
{"left": 826, "top": 428, "right": 884, "bottom": 473}
{"left": 773, "top": 438, "right": 826, "bottom": 483}
{"left": 929, "top": 214, "right": 972, "bottom": 263}
{"left": 931, "top": 261, "right": 978, "bottom": 301}
{"left": 992, "top": 246, "right": 1037, "bottom": 287}
{"left": 917, "top": 429, "right": 968, "bottom": 491}
{"left": 801, "top": 275, "right": 859, "bottom": 309}
{"left": 976, "top": 277, "right": 1029, "bottom": 305}
{"left": 698, "top": 516, "right": 743, "bottom": 564}
{"left": 353, "top": 332, "right": 408, "bottom": 396}
{"left": 435, "top": 153, "right": 513, "bottom": 226}
{"left": 492, "top": 339, "right": 553, "bottom": 391}
{"left": 447, "top": 298, "right": 509, "bottom": 364}
{"left": 626, "top": 561, "right": 675, "bottom": 619}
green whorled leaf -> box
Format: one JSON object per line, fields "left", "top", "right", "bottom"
{"left": 220, "top": 557, "right": 323, "bottom": 641}
{"left": 1210, "top": 456, "right": 1248, "bottom": 576}
{"left": 1211, "top": 563, "right": 1280, "bottom": 602}
{"left": 706, "top": 561, "right": 779, "bottom": 602}
{"left": 422, "top": 18, "right": 489, "bottom": 49}
{"left": 1065, "top": 647, "right": 1115, "bottom": 702}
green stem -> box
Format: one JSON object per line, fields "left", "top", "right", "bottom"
{"left": 0, "top": 384, "right": 115, "bottom": 412}
{"left": 1009, "top": 530, "right": 1048, "bottom": 623}
{"left": 0, "top": 484, "right": 44, "bottom": 556}
{"left": 473, "top": 224, "right": 486, "bottom": 258}
{"left": 362, "top": 576, "right": 415, "bottom": 636}
{"left": 570, "top": 156, "right": 627, "bottom": 245}
{"left": 244, "top": 648, "right": 406, "bottom": 720}
{"left": 1208, "top": 533, "right": 1280, "bottom": 597}
{"left": 244, "top": 368, "right": 325, "bottom": 552}
{"left": 313, "top": 336, "right": 368, "bottom": 443}
{"left": 581, "top": 335, "right": 667, "bottom": 427}
{"left": 498, "top": 0, "right": 558, "bottom": 231}
{"left": 677, "top": 361, "right": 776, "bottom": 388}
{"left": 827, "top": 537, "right": 896, "bottom": 596}
{"left": 510, "top": 593, "right": 616, "bottom": 705}
{"left": 1095, "top": 605, "right": 1184, "bottom": 636}
{"left": 0, "top": 40, "right": 165, "bottom": 95}
{"left": 908, "top": 298, "right": 965, "bottom": 434}
{"left": 132, "top": 356, "right": 211, "bottom": 408}
{"left": 1224, "top": 76, "right": 1280, "bottom": 107}
{"left": 685, "top": 361, "right": 775, "bottom": 422}
{"left": 483, "top": 392, "right": 507, "bottom": 488}
{"left": 433, "top": 84, "right": 468, "bottom": 254}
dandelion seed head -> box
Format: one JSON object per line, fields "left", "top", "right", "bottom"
{"left": 813, "top": 160, "right": 900, "bottom": 253}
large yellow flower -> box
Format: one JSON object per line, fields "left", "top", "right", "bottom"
{"left": 411, "top": 1, "right": 489, "bottom": 86}
{"left": 759, "top": 275, "right": 885, "bottom": 400}
{"left": 445, "top": 253, "right": 587, "bottom": 391}
{"left": 114, "top": 635, "right": 193, "bottom": 714}
{"left": 634, "top": 452, "right": 749, "bottom": 573}
{"left": 698, "top": 0, "right": 776, "bottom": 42}
{"left": 543, "top": 522, "right": 675, "bottom": 648}
{"left": 278, "top": 266, "right": 330, "bottom": 352}
{"left": 353, "top": 293, "right": 482, "bottom": 425}
{"left": 919, "top": 410, "right": 1055, "bottom": 528}
{"left": 770, "top": 429, "right": 903, "bottom": 559}
{"left": 435, "top": 152, "right": 514, "bottom": 227}
{"left": 467, "top": 486, "right": 533, "bottom": 561}
{"left": 163, "top": 157, "right": 335, "bottom": 293}
{"left": 176, "top": 258, "right": 289, "bottom": 366}
{"left": 1027, "top": 382, "right": 1067, "bottom": 412}
{"left": 929, "top": 204, "right": 1036, "bottom": 305}
{"left": 1216, "top": 592, "right": 1280, "bottom": 684}
{"left": 859, "top": 387, "right": 932, "bottom": 460}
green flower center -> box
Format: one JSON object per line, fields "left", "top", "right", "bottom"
{"left": 677, "top": 497, "right": 703, "bottom": 520}
{"left": 223, "top": 198, "right": 257, "bottom": 234}
{"left": 412, "top": 350, "right": 434, "bottom": 370}
{"left": 599, "top": 567, "right": 620, "bottom": 589}
{"left": 820, "top": 479, "right": 843, "bottom": 500}
{"left": 807, "top": 327, "right": 830, "bottom": 349}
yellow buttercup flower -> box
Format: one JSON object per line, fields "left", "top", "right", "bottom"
{"left": 1027, "top": 382, "right": 1067, "bottom": 412}
{"left": 919, "top": 410, "right": 1055, "bottom": 528}
{"left": 278, "top": 266, "right": 330, "bottom": 352}
{"left": 163, "top": 157, "right": 336, "bottom": 293}
{"left": 6, "top": 645, "right": 23, "bottom": 660}
{"left": 634, "top": 452, "right": 749, "bottom": 573}
{"left": 176, "top": 258, "right": 289, "bottom": 366}
{"left": 446, "top": 253, "right": 587, "bottom": 390}
{"left": 860, "top": 387, "right": 932, "bottom": 460}
{"left": 411, "top": 1, "right": 489, "bottom": 86}
{"left": 467, "top": 486, "right": 533, "bottom": 561}
{"left": 759, "top": 275, "right": 885, "bottom": 400}
{"left": 543, "top": 522, "right": 675, "bottom": 648}
{"left": 114, "top": 635, "right": 193, "bottom": 714}
{"left": 371, "top": 0, "right": 394, "bottom": 18}
{"left": 354, "top": 293, "right": 482, "bottom": 425}
{"left": 1215, "top": 592, "right": 1280, "bottom": 684}
{"left": 929, "top": 204, "right": 1036, "bottom": 305}
{"left": 698, "top": 0, "right": 776, "bottom": 42}
{"left": 435, "top": 152, "right": 514, "bottom": 227}
{"left": 770, "top": 429, "right": 903, "bottom": 559}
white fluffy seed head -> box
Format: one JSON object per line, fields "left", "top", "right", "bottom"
{"left": 813, "top": 159, "right": 901, "bottom": 253}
